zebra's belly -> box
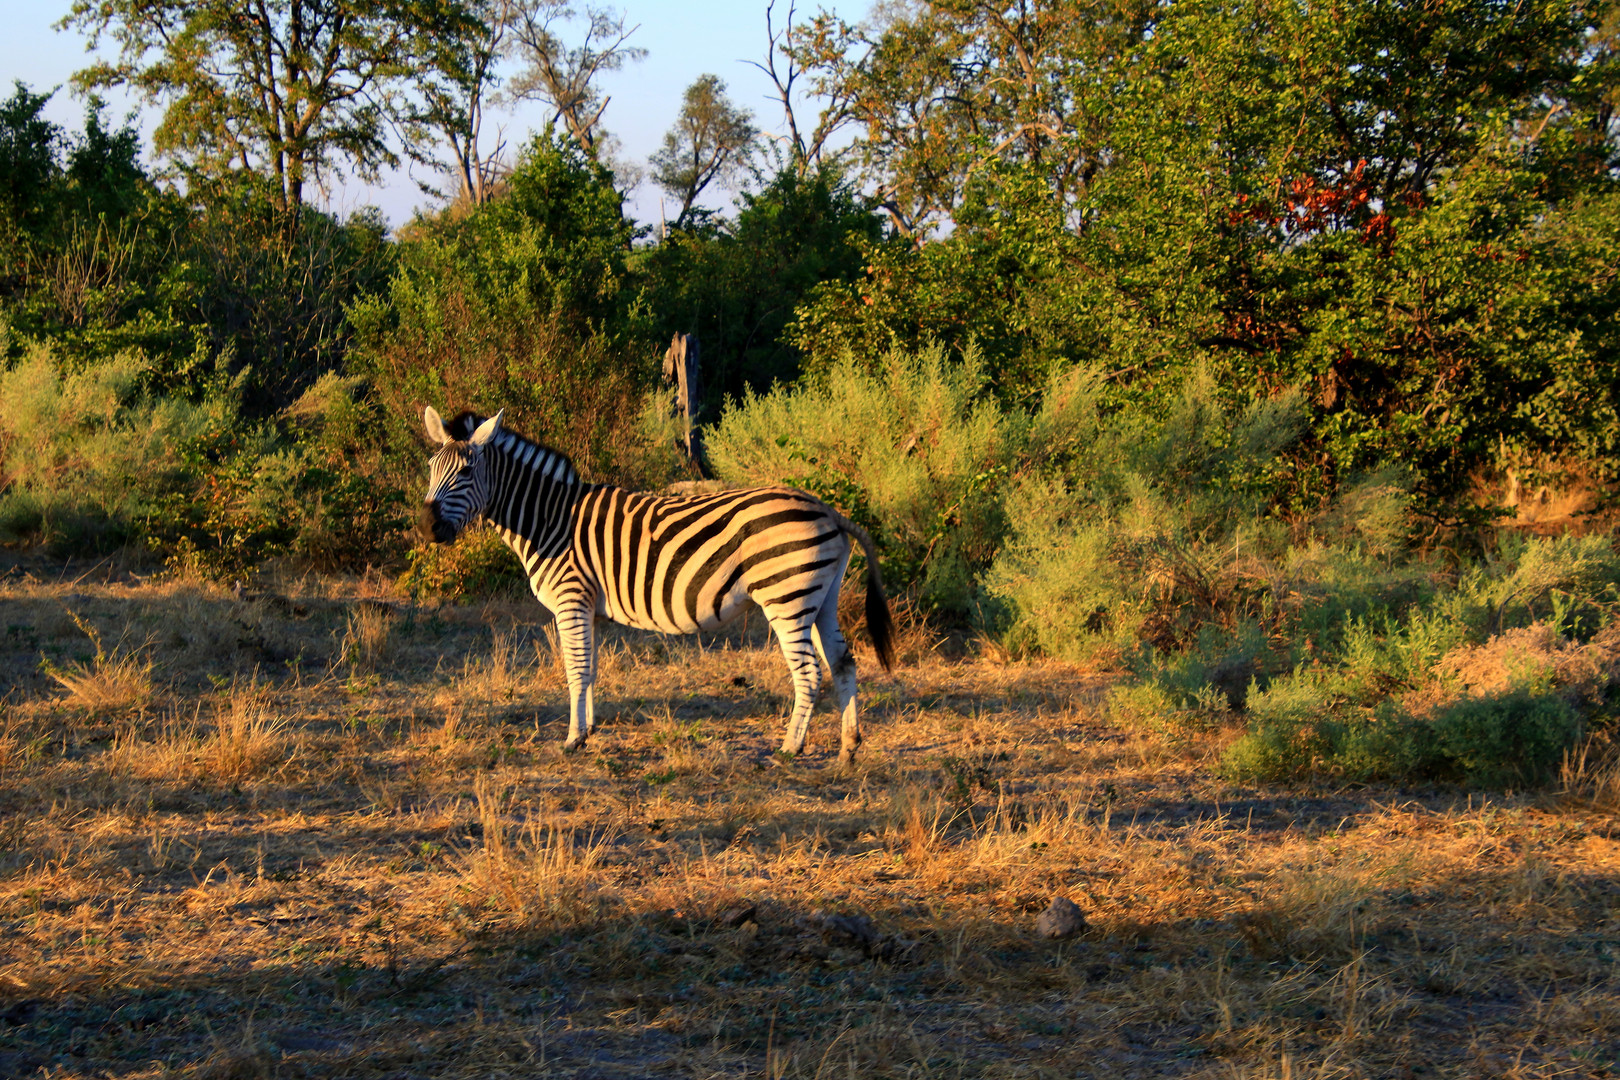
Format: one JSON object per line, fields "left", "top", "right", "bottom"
{"left": 597, "top": 582, "right": 751, "bottom": 635}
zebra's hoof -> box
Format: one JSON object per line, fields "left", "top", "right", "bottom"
{"left": 838, "top": 749, "right": 858, "bottom": 767}
{"left": 562, "top": 738, "right": 583, "bottom": 753}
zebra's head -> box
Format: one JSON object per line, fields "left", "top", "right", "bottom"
{"left": 419, "top": 405, "right": 504, "bottom": 544}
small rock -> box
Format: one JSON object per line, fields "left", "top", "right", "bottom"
{"left": 825, "top": 946, "right": 864, "bottom": 967}
{"left": 1036, "top": 896, "right": 1086, "bottom": 939}
{"left": 814, "top": 910, "right": 879, "bottom": 949}
{"left": 795, "top": 908, "right": 898, "bottom": 960}
{"left": 718, "top": 903, "right": 757, "bottom": 928}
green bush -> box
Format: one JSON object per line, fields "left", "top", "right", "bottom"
{"left": 1431, "top": 692, "right": 1583, "bottom": 787}
{"left": 348, "top": 133, "right": 673, "bottom": 488}
{"left": 1214, "top": 535, "right": 1620, "bottom": 785}
{"left": 987, "top": 366, "right": 1308, "bottom": 661}
{"left": 150, "top": 374, "right": 409, "bottom": 577}
{"left": 398, "top": 525, "right": 526, "bottom": 601}
{"left": 705, "top": 340, "right": 1026, "bottom": 612}
{"left": 639, "top": 165, "right": 882, "bottom": 405}
{"left": 0, "top": 342, "right": 408, "bottom": 573}
{"left": 1107, "top": 680, "right": 1233, "bottom": 746}
{"left": 1223, "top": 681, "right": 1585, "bottom": 788}
{"left": 0, "top": 343, "right": 229, "bottom": 552}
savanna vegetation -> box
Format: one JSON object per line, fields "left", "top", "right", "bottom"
{"left": 5, "top": 0, "right": 1620, "bottom": 1076}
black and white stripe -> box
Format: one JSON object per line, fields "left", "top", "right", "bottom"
{"left": 419, "top": 405, "right": 896, "bottom": 761}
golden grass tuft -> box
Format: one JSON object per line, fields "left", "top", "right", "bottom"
{"left": 207, "top": 679, "right": 293, "bottom": 781}
{"left": 45, "top": 610, "right": 155, "bottom": 712}
{"left": 105, "top": 709, "right": 202, "bottom": 781}
{"left": 339, "top": 602, "right": 396, "bottom": 669}
{"left": 1559, "top": 736, "right": 1620, "bottom": 814}
{"left": 461, "top": 773, "right": 617, "bottom": 928}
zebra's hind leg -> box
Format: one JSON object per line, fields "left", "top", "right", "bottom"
{"left": 770, "top": 607, "right": 824, "bottom": 756}
{"left": 812, "top": 609, "right": 860, "bottom": 765}
{"left": 555, "top": 606, "right": 597, "bottom": 750}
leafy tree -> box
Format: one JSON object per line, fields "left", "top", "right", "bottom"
{"left": 790, "top": 0, "right": 1155, "bottom": 237}
{"left": 412, "top": 0, "right": 517, "bottom": 208}
{"left": 0, "top": 82, "right": 62, "bottom": 235}
{"left": 747, "top": 0, "right": 859, "bottom": 178}
{"left": 348, "top": 132, "right": 651, "bottom": 475}
{"left": 1077, "top": 0, "right": 1607, "bottom": 505}
{"left": 59, "top": 0, "right": 480, "bottom": 219}
{"left": 650, "top": 75, "right": 760, "bottom": 231}
{"left": 0, "top": 86, "right": 187, "bottom": 367}
{"left": 64, "top": 98, "right": 147, "bottom": 223}
{"left": 178, "top": 174, "right": 394, "bottom": 411}
{"left": 790, "top": 0, "right": 1620, "bottom": 512}
{"left": 642, "top": 164, "right": 882, "bottom": 403}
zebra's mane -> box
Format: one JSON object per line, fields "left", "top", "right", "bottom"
{"left": 446, "top": 411, "right": 577, "bottom": 483}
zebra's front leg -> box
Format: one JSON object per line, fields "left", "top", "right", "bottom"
{"left": 555, "top": 606, "right": 598, "bottom": 750}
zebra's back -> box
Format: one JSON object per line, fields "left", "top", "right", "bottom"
{"left": 564, "top": 485, "right": 848, "bottom": 634}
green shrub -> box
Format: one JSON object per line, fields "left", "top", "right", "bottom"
{"left": 398, "top": 526, "right": 526, "bottom": 601}
{"left": 989, "top": 365, "right": 1309, "bottom": 660}
{"left": 0, "top": 342, "right": 409, "bottom": 573}
{"left": 1107, "top": 680, "right": 1232, "bottom": 745}
{"left": 1432, "top": 691, "right": 1583, "bottom": 787}
{"left": 348, "top": 133, "right": 664, "bottom": 488}
{"left": 1223, "top": 669, "right": 1443, "bottom": 782}
{"left": 149, "top": 387, "right": 409, "bottom": 579}
{"left": 1222, "top": 613, "right": 1606, "bottom": 786}
{"left": 1221, "top": 668, "right": 1348, "bottom": 780}
{"left": 0, "top": 343, "right": 229, "bottom": 552}
{"left": 706, "top": 340, "right": 1025, "bottom": 612}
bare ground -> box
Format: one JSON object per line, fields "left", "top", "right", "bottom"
{"left": 1, "top": 560, "right": 1618, "bottom": 1079}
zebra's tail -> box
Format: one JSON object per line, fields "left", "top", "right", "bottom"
{"left": 835, "top": 514, "right": 896, "bottom": 671}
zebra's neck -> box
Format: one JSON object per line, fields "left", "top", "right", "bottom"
{"left": 484, "top": 431, "right": 581, "bottom": 553}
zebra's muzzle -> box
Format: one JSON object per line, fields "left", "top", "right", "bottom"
{"left": 418, "top": 503, "right": 459, "bottom": 544}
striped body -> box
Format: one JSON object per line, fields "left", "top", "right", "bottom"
{"left": 419, "top": 406, "right": 895, "bottom": 760}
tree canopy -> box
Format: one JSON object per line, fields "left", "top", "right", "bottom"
{"left": 60, "top": 0, "right": 480, "bottom": 216}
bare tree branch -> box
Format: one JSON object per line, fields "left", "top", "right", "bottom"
{"left": 505, "top": 2, "right": 644, "bottom": 156}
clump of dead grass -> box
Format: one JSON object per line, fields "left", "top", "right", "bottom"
{"left": 1559, "top": 736, "right": 1620, "bottom": 813}
{"left": 44, "top": 610, "right": 155, "bottom": 712}
{"left": 458, "top": 773, "right": 618, "bottom": 929}
{"left": 207, "top": 679, "right": 294, "bottom": 781}
{"left": 1236, "top": 850, "right": 1419, "bottom": 964}
{"left": 101, "top": 680, "right": 293, "bottom": 783}
{"left": 106, "top": 709, "right": 200, "bottom": 781}
{"left": 1422, "top": 621, "right": 1620, "bottom": 712}
{"left": 447, "top": 628, "right": 546, "bottom": 711}
{"left": 339, "top": 602, "right": 396, "bottom": 670}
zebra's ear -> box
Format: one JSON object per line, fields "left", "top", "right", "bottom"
{"left": 469, "top": 409, "right": 503, "bottom": 448}
{"left": 423, "top": 405, "right": 452, "bottom": 447}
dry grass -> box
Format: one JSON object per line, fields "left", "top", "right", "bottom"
{"left": 338, "top": 601, "right": 396, "bottom": 670}
{"left": 1560, "top": 736, "right": 1620, "bottom": 815}
{"left": 207, "top": 678, "right": 295, "bottom": 781}
{"left": 43, "top": 610, "right": 155, "bottom": 712}
{"left": 1, "top": 556, "right": 1619, "bottom": 1078}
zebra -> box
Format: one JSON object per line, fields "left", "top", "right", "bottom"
{"left": 418, "top": 405, "right": 896, "bottom": 763}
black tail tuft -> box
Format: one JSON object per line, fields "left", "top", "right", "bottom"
{"left": 837, "top": 514, "right": 896, "bottom": 671}
{"left": 865, "top": 560, "right": 896, "bottom": 671}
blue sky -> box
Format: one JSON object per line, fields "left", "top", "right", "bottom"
{"left": 0, "top": 0, "right": 869, "bottom": 231}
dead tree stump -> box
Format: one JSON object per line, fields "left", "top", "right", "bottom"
{"left": 662, "top": 333, "right": 704, "bottom": 474}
